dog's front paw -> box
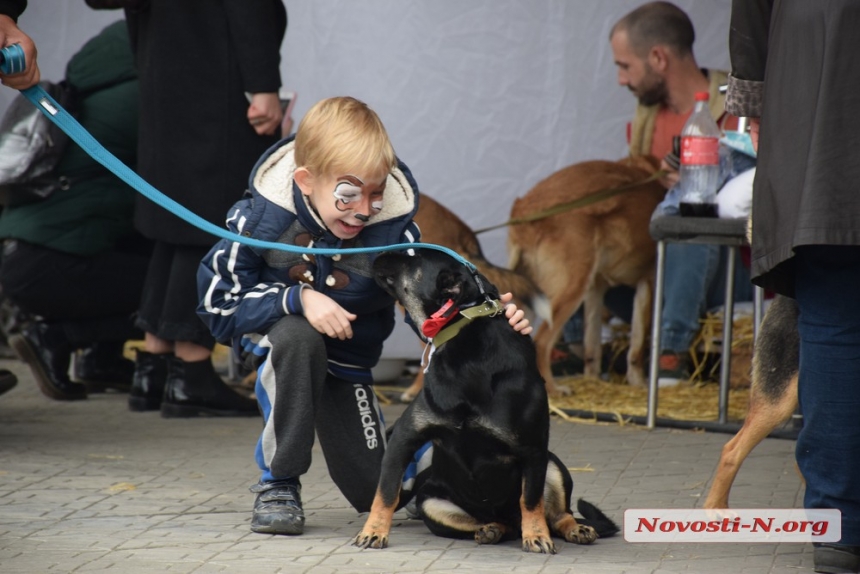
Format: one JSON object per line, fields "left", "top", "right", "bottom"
{"left": 564, "top": 523, "right": 598, "bottom": 544}
{"left": 475, "top": 523, "right": 506, "bottom": 545}
{"left": 522, "top": 534, "right": 557, "bottom": 554}
{"left": 352, "top": 529, "right": 389, "bottom": 549}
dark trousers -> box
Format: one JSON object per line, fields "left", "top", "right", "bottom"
{"left": 254, "top": 315, "right": 387, "bottom": 512}
{"left": 794, "top": 245, "right": 860, "bottom": 545}
{"left": 135, "top": 241, "right": 215, "bottom": 348}
{"left": 254, "top": 315, "right": 428, "bottom": 513}
{"left": 0, "top": 239, "right": 148, "bottom": 346}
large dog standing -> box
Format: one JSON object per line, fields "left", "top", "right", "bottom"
{"left": 397, "top": 194, "right": 546, "bottom": 402}
{"left": 507, "top": 156, "right": 665, "bottom": 390}
{"left": 354, "top": 249, "right": 617, "bottom": 552}
{"left": 703, "top": 294, "right": 799, "bottom": 508}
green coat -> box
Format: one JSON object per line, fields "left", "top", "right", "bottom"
{"left": 0, "top": 20, "right": 139, "bottom": 256}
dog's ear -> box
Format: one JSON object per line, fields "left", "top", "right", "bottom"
{"left": 435, "top": 265, "right": 484, "bottom": 305}
{"left": 435, "top": 268, "right": 464, "bottom": 305}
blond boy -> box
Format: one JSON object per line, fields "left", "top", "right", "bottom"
{"left": 198, "top": 97, "right": 528, "bottom": 535}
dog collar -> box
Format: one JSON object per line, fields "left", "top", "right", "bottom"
{"left": 432, "top": 299, "right": 504, "bottom": 348}
{"left": 421, "top": 299, "right": 459, "bottom": 339}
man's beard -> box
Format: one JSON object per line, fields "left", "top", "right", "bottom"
{"left": 633, "top": 70, "right": 668, "bottom": 107}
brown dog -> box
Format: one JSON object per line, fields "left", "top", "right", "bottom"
{"left": 507, "top": 156, "right": 665, "bottom": 392}
{"left": 703, "top": 294, "right": 799, "bottom": 508}
{"left": 397, "top": 194, "right": 546, "bottom": 402}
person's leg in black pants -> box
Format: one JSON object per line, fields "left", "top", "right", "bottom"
{"left": 133, "top": 241, "right": 257, "bottom": 416}
{"left": 0, "top": 239, "right": 149, "bottom": 399}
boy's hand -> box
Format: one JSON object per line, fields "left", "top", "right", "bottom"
{"left": 501, "top": 292, "right": 532, "bottom": 336}
{"left": 301, "top": 289, "right": 357, "bottom": 340}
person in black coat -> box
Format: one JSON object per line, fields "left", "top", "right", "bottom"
{"left": 729, "top": 1, "right": 860, "bottom": 571}
{"left": 0, "top": 0, "right": 39, "bottom": 397}
{"left": 2, "top": 20, "right": 149, "bottom": 402}
{"left": 124, "top": 0, "right": 287, "bottom": 417}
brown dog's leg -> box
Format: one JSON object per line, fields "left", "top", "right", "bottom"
{"left": 625, "top": 276, "right": 653, "bottom": 387}
{"left": 399, "top": 369, "right": 424, "bottom": 403}
{"left": 582, "top": 284, "right": 606, "bottom": 380}
{"left": 535, "top": 289, "right": 586, "bottom": 397}
{"left": 353, "top": 490, "right": 399, "bottom": 549}
{"left": 703, "top": 374, "right": 798, "bottom": 509}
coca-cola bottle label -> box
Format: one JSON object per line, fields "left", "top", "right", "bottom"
{"left": 681, "top": 136, "right": 719, "bottom": 165}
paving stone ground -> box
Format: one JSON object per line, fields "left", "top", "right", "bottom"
{"left": 0, "top": 357, "right": 814, "bottom": 573}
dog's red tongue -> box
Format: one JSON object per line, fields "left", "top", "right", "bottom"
{"left": 422, "top": 299, "right": 459, "bottom": 339}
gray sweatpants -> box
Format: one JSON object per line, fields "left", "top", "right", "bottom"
{"left": 254, "top": 315, "right": 425, "bottom": 512}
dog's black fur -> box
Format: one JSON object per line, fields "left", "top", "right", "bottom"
{"left": 353, "top": 249, "right": 617, "bottom": 553}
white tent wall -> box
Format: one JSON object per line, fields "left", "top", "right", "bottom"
{"left": 4, "top": 0, "right": 731, "bottom": 361}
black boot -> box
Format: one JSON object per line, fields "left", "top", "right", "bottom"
{"left": 75, "top": 342, "right": 135, "bottom": 393}
{"left": 9, "top": 322, "right": 86, "bottom": 401}
{"left": 128, "top": 351, "right": 172, "bottom": 412}
{"left": 161, "top": 356, "right": 259, "bottom": 418}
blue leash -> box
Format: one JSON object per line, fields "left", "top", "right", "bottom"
{"left": 0, "top": 44, "right": 476, "bottom": 270}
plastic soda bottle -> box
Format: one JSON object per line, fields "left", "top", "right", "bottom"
{"left": 678, "top": 91, "right": 720, "bottom": 217}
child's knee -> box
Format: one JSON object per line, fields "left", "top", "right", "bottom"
{"left": 268, "top": 315, "right": 324, "bottom": 354}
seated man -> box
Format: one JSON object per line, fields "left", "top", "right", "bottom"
{"left": 611, "top": 1, "right": 753, "bottom": 385}
{"left": 555, "top": 2, "right": 754, "bottom": 384}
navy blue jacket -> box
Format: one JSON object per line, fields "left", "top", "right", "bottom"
{"left": 197, "top": 138, "right": 420, "bottom": 378}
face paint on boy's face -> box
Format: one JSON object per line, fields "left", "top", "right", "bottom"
{"left": 333, "top": 179, "right": 363, "bottom": 211}
{"left": 305, "top": 172, "right": 387, "bottom": 239}
{"left": 332, "top": 175, "right": 385, "bottom": 216}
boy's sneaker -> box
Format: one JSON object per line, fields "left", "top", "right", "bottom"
{"left": 250, "top": 479, "right": 305, "bottom": 535}
{"left": 657, "top": 351, "right": 690, "bottom": 387}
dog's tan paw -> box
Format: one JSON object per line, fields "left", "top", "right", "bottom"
{"left": 522, "top": 535, "right": 557, "bottom": 554}
{"left": 474, "top": 523, "right": 505, "bottom": 545}
{"left": 352, "top": 530, "right": 389, "bottom": 549}
{"left": 564, "top": 524, "right": 598, "bottom": 544}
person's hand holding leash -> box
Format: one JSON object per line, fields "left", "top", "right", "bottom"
{"left": 301, "top": 289, "right": 357, "bottom": 340}
{"left": 0, "top": 15, "right": 39, "bottom": 89}
{"left": 247, "top": 92, "right": 282, "bottom": 136}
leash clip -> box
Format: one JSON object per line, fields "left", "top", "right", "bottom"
{"left": 483, "top": 298, "right": 504, "bottom": 317}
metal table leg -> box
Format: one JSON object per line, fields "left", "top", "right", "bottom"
{"left": 718, "top": 246, "right": 737, "bottom": 425}
{"left": 647, "top": 240, "right": 666, "bottom": 429}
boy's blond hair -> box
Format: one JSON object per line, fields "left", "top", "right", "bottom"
{"left": 294, "top": 96, "right": 396, "bottom": 180}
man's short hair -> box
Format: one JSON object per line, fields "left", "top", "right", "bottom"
{"left": 294, "top": 96, "right": 396, "bottom": 180}
{"left": 611, "top": 1, "right": 695, "bottom": 59}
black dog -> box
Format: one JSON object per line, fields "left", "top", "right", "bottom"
{"left": 353, "top": 249, "right": 617, "bottom": 553}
